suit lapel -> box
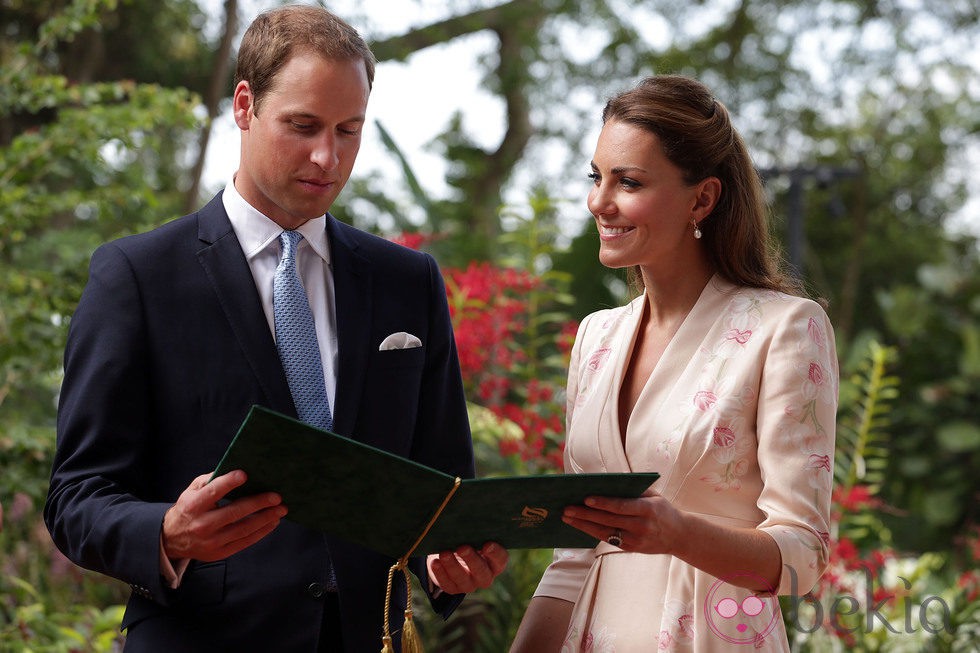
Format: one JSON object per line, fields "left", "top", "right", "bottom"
{"left": 326, "top": 216, "right": 372, "bottom": 437}
{"left": 195, "top": 194, "right": 294, "bottom": 414}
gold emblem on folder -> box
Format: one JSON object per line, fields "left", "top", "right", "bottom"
{"left": 513, "top": 505, "right": 549, "bottom": 528}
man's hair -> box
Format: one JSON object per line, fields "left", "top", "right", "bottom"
{"left": 235, "top": 5, "right": 376, "bottom": 111}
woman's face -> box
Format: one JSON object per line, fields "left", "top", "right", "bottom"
{"left": 587, "top": 119, "right": 711, "bottom": 273}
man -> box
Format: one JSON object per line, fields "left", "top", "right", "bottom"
{"left": 44, "top": 6, "right": 507, "bottom": 652}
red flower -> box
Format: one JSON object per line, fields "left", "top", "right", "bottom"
{"left": 387, "top": 232, "right": 430, "bottom": 250}
{"left": 832, "top": 537, "right": 860, "bottom": 568}
{"left": 440, "top": 258, "right": 571, "bottom": 472}
{"left": 832, "top": 485, "right": 881, "bottom": 512}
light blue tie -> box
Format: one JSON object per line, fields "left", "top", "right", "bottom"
{"left": 274, "top": 230, "right": 333, "bottom": 432}
{"left": 275, "top": 231, "right": 338, "bottom": 591}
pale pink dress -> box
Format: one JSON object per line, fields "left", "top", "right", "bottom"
{"left": 534, "top": 276, "right": 838, "bottom": 652}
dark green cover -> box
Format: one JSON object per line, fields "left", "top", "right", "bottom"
{"left": 212, "top": 405, "right": 659, "bottom": 558}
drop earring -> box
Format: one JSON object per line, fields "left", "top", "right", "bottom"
{"left": 692, "top": 220, "right": 702, "bottom": 240}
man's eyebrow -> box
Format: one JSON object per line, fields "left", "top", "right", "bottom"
{"left": 282, "top": 112, "right": 367, "bottom": 123}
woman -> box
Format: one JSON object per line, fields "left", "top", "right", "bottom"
{"left": 511, "top": 76, "right": 837, "bottom": 652}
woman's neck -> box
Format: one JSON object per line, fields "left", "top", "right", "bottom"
{"left": 639, "top": 263, "right": 715, "bottom": 327}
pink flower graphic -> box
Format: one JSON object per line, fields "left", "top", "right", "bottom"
{"left": 713, "top": 426, "right": 736, "bottom": 448}
{"left": 694, "top": 390, "right": 718, "bottom": 411}
{"left": 806, "top": 453, "right": 831, "bottom": 473}
{"left": 586, "top": 348, "right": 611, "bottom": 372}
{"left": 724, "top": 328, "right": 752, "bottom": 345}
{"left": 807, "top": 316, "right": 826, "bottom": 348}
{"left": 798, "top": 360, "right": 834, "bottom": 403}
{"left": 677, "top": 613, "right": 695, "bottom": 639}
{"left": 808, "top": 362, "right": 826, "bottom": 386}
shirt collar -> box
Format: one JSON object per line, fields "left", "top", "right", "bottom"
{"left": 222, "top": 178, "right": 330, "bottom": 264}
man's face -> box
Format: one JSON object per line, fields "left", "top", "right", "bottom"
{"left": 233, "top": 51, "right": 370, "bottom": 229}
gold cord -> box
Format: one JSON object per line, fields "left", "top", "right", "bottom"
{"left": 381, "top": 476, "right": 462, "bottom": 652}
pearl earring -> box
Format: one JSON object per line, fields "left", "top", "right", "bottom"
{"left": 692, "top": 220, "right": 702, "bottom": 240}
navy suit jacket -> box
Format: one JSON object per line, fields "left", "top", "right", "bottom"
{"left": 44, "top": 194, "right": 474, "bottom": 652}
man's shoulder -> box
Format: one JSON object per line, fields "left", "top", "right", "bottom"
{"left": 329, "top": 217, "right": 433, "bottom": 268}
{"left": 105, "top": 195, "right": 225, "bottom": 254}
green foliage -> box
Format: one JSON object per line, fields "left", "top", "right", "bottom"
{"left": 873, "top": 256, "right": 980, "bottom": 549}
{"left": 788, "top": 340, "right": 980, "bottom": 651}
{"left": 0, "top": 0, "right": 202, "bottom": 430}
{"left": 834, "top": 339, "right": 898, "bottom": 550}
{"left": 34, "top": 0, "right": 120, "bottom": 52}
{"left": 496, "top": 188, "right": 577, "bottom": 384}
{"left": 0, "top": 575, "right": 125, "bottom": 653}
{"left": 1, "top": 2, "right": 203, "bottom": 650}
{"left": 835, "top": 340, "right": 898, "bottom": 493}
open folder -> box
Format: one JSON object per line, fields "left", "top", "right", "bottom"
{"left": 212, "top": 405, "right": 659, "bottom": 559}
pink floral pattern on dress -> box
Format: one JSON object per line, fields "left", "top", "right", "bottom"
{"left": 581, "top": 625, "right": 617, "bottom": 652}
{"left": 587, "top": 348, "right": 612, "bottom": 373}
{"left": 657, "top": 598, "right": 695, "bottom": 650}
{"left": 700, "top": 415, "right": 752, "bottom": 492}
{"left": 807, "top": 316, "right": 828, "bottom": 351}
{"left": 788, "top": 311, "right": 837, "bottom": 496}
{"left": 681, "top": 290, "right": 834, "bottom": 499}
{"left": 548, "top": 284, "right": 837, "bottom": 651}
{"left": 575, "top": 347, "right": 612, "bottom": 409}
{"left": 693, "top": 390, "right": 717, "bottom": 411}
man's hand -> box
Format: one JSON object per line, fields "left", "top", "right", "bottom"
{"left": 426, "top": 542, "right": 508, "bottom": 595}
{"left": 162, "top": 470, "right": 287, "bottom": 562}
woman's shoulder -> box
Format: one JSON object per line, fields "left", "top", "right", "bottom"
{"left": 578, "top": 296, "right": 645, "bottom": 337}
{"left": 725, "top": 283, "right": 830, "bottom": 319}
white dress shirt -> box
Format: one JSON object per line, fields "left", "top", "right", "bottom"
{"left": 161, "top": 181, "right": 339, "bottom": 587}
{"left": 222, "top": 179, "right": 338, "bottom": 411}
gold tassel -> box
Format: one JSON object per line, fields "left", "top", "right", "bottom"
{"left": 380, "top": 478, "right": 461, "bottom": 652}
{"left": 400, "top": 565, "right": 424, "bottom": 653}
{"left": 401, "top": 608, "right": 423, "bottom": 653}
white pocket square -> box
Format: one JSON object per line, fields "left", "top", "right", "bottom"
{"left": 378, "top": 332, "right": 422, "bottom": 351}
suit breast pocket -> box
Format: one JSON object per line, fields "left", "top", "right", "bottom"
{"left": 373, "top": 346, "right": 425, "bottom": 370}
{"left": 358, "top": 347, "right": 425, "bottom": 452}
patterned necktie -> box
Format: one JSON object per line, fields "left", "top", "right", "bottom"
{"left": 274, "top": 230, "right": 333, "bottom": 431}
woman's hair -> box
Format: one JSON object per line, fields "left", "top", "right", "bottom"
{"left": 602, "top": 75, "right": 801, "bottom": 295}
{"left": 235, "top": 5, "right": 377, "bottom": 112}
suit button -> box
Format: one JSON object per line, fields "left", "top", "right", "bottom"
{"left": 307, "top": 582, "right": 325, "bottom": 599}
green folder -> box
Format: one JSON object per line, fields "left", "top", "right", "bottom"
{"left": 212, "top": 405, "right": 659, "bottom": 559}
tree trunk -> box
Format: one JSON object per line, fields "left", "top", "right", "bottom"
{"left": 184, "top": 0, "right": 238, "bottom": 213}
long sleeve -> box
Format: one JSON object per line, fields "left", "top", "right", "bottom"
{"left": 45, "top": 242, "right": 174, "bottom": 601}
{"left": 755, "top": 300, "right": 838, "bottom": 595}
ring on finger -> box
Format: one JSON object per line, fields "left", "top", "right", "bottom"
{"left": 607, "top": 529, "right": 623, "bottom": 547}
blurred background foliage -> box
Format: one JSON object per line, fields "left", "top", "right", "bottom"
{"left": 1, "top": 0, "right": 978, "bottom": 649}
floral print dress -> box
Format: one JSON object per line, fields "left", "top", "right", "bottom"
{"left": 533, "top": 276, "right": 838, "bottom": 652}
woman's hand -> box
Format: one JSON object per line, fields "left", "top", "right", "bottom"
{"left": 563, "top": 487, "right": 783, "bottom": 591}
{"left": 561, "top": 488, "right": 685, "bottom": 554}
